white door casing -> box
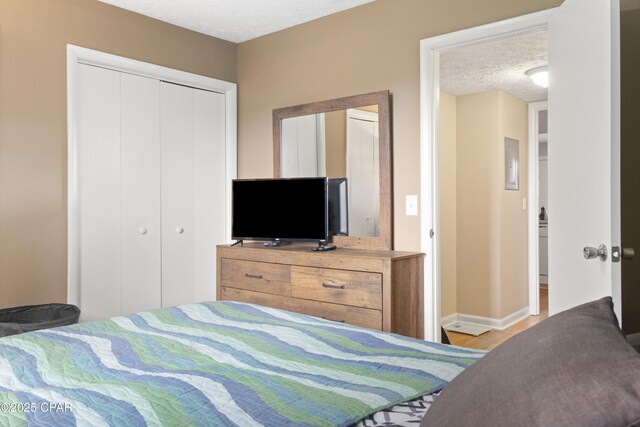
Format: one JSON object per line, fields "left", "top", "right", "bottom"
{"left": 420, "top": 0, "right": 620, "bottom": 341}
{"left": 420, "top": 10, "right": 553, "bottom": 342}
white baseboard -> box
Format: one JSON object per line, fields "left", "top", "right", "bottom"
{"left": 440, "top": 306, "right": 530, "bottom": 331}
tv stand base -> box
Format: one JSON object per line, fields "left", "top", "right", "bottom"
{"left": 312, "top": 243, "right": 337, "bottom": 252}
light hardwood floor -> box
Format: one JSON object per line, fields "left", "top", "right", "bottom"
{"left": 447, "top": 288, "right": 549, "bottom": 351}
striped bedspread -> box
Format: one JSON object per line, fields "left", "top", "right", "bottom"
{"left": 0, "top": 302, "right": 484, "bottom": 426}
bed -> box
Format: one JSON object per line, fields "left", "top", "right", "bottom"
{"left": 0, "top": 301, "right": 483, "bottom": 426}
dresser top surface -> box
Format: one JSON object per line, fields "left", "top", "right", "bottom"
{"left": 217, "top": 242, "right": 423, "bottom": 261}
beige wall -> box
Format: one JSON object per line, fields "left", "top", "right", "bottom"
{"left": 325, "top": 111, "right": 347, "bottom": 178}
{"left": 456, "top": 91, "right": 501, "bottom": 318}
{"left": 439, "top": 92, "right": 458, "bottom": 318}
{"left": 0, "top": 0, "right": 237, "bottom": 309}
{"left": 0, "top": 0, "right": 562, "bottom": 310}
{"left": 446, "top": 90, "right": 529, "bottom": 319}
{"left": 498, "top": 91, "right": 529, "bottom": 318}
{"left": 237, "top": 0, "right": 562, "bottom": 251}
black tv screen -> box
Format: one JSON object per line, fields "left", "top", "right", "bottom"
{"left": 232, "top": 177, "right": 329, "bottom": 242}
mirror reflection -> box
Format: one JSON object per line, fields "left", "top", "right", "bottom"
{"left": 280, "top": 105, "right": 380, "bottom": 237}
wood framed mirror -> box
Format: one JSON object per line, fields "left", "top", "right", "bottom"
{"left": 273, "top": 90, "right": 392, "bottom": 250}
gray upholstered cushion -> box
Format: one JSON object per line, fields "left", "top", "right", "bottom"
{"left": 421, "top": 297, "right": 640, "bottom": 427}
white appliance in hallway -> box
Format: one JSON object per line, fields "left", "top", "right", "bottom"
{"left": 538, "top": 108, "right": 549, "bottom": 287}
{"left": 539, "top": 218, "right": 548, "bottom": 284}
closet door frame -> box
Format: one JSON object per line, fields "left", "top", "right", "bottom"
{"left": 66, "top": 44, "right": 237, "bottom": 307}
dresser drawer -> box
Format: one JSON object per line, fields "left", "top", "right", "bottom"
{"left": 221, "top": 287, "right": 382, "bottom": 330}
{"left": 291, "top": 266, "right": 382, "bottom": 310}
{"left": 220, "top": 258, "right": 291, "bottom": 296}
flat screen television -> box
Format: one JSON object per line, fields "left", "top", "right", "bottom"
{"left": 232, "top": 177, "right": 329, "bottom": 244}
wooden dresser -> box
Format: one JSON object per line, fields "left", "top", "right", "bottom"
{"left": 216, "top": 243, "right": 424, "bottom": 339}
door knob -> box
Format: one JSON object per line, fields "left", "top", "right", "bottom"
{"left": 139, "top": 228, "right": 148, "bottom": 235}
{"left": 612, "top": 246, "right": 635, "bottom": 262}
{"left": 176, "top": 227, "right": 184, "bottom": 234}
{"left": 584, "top": 244, "right": 607, "bottom": 261}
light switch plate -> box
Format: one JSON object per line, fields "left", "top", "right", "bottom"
{"left": 406, "top": 195, "right": 418, "bottom": 216}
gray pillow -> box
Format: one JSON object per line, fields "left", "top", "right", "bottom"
{"left": 627, "top": 333, "right": 640, "bottom": 353}
{"left": 421, "top": 297, "right": 640, "bottom": 427}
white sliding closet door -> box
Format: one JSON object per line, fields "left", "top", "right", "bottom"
{"left": 280, "top": 114, "right": 326, "bottom": 177}
{"left": 347, "top": 110, "right": 380, "bottom": 236}
{"left": 160, "top": 82, "right": 225, "bottom": 307}
{"left": 121, "top": 74, "right": 162, "bottom": 315}
{"left": 194, "top": 89, "right": 226, "bottom": 303}
{"left": 75, "top": 63, "right": 228, "bottom": 320}
{"left": 160, "top": 83, "right": 195, "bottom": 307}
{"left": 77, "top": 65, "right": 121, "bottom": 321}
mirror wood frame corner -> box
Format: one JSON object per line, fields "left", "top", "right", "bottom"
{"left": 273, "top": 90, "right": 392, "bottom": 250}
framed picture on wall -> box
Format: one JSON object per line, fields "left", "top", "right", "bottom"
{"left": 505, "top": 137, "right": 519, "bottom": 190}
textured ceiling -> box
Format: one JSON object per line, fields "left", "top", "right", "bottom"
{"left": 440, "top": 30, "right": 549, "bottom": 102}
{"left": 97, "top": 0, "right": 374, "bottom": 43}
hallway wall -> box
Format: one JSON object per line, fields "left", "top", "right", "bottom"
{"left": 440, "top": 90, "right": 529, "bottom": 320}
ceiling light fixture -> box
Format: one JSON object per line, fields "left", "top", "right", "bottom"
{"left": 526, "top": 66, "right": 549, "bottom": 89}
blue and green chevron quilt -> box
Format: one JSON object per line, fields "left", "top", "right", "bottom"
{"left": 0, "top": 301, "right": 483, "bottom": 426}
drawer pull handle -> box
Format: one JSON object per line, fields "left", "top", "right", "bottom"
{"left": 245, "top": 273, "right": 263, "bottom": 280}
{"left": 322, "top": 283, "right": 345, "bottom": 290}
{"left": 322, "top": 317, "right": 345, "bottom": 323}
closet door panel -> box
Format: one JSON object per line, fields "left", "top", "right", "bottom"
{"left": 77, "top": 64, "right": 122, "bottom": 321}
{"left": 347, "top": 116, "right": 379, "bottom": 236}
{"left": 194, "top": 89, "right": 226, "bottom": 303}
{"left": 296, "top": 114, "right": 322, "bottom": 177}
{"left": 161, "top": 82, "right": 195, "bottom": 307}
{"left": 280, "top": 117, "right": 299, "bottom": 177}
{"left": 280, "top": 115, "right": 322, "bottom": 177}
{"left": 121, "top": 73, "right": 162, "bottom": 315}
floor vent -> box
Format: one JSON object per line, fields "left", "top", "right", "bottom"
{"left": 445, "top": 322, "right": 492, "bottom": 337}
